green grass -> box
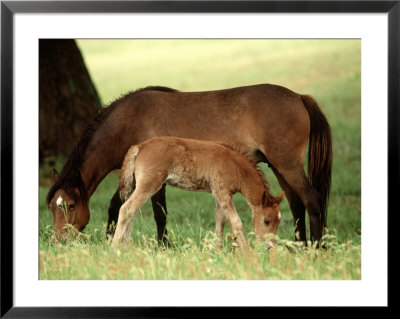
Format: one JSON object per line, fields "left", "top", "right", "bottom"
{"left": 39, "top": 39, "right": 361, "bottom": 280}
{"left": 40, "top": 235, "right": 360, "bottom": 280}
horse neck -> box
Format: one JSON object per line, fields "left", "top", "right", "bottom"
{"left": 80, "top": 160, "right": 112, "bottom": 198}
{"left": 79, "top": 133, "right": 129, "bottom": 197}
{"left": 69, "top": 93, "right": 146, "bottom": 199}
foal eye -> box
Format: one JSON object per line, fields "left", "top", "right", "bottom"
{"left": 69, "top": 204, "right": 76, "bottom": 210}
{"left": 264, "top": 219, "right": 271, "bottom": 226}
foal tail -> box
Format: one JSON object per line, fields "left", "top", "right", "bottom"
{"left": 119, "top": 145, "right": 140, "bottom": 202}
{"left": 301, "top": 95, "right": 333, "bottom": 229}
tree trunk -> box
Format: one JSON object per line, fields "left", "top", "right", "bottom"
{"left": 39, "top": 39, "right": 102, "bottom": 162}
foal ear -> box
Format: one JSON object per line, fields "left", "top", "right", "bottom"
{"left": 276, "top": 191, "right": 285, "bottom": 204}
{"left": 261, "top": 190, "right": 268, "bottom": 207}
{"left": 53, "top": 169, "right": 60, "bottom": 182}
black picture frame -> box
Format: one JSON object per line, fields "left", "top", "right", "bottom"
{"left": 1, "top": 1, "right": 396, "bottom": 317}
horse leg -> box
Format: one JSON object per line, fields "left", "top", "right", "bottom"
{"left": 106, "top": 189, "right": 123, "bottom": 240}
{"left": 271, "top": 167, "right": 307, "bottom": 244}
{"left": 275, "top": 167, "right": 323, "bottom": 245}
{"left": 150, "top": 184, "right": 169, "bottom": 246}
{"left": 214, "top": 194, "right": 246, "bottom": 249}
{"left": 215, "top": 200, "right": 227, "bottom": 248}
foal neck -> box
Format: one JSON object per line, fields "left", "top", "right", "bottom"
{"left": 239, "top": 172, "right": 269, "bottom": 210}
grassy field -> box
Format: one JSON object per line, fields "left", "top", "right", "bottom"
{"left": 39, "top": 39, "right": 361, "bottom": 280}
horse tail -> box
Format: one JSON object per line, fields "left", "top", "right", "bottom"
{"left": 301, "top": 95, "right": 333, "bottom": 229}
{"left": 119, "top": 145, "right": 140, "bottom": 202}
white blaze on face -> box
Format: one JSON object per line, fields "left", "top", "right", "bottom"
{"left": 56, "top": 196, "right": 63, "bottom": 207}
{"left": 278, "top": 210, "right": 282, "bottom": 220}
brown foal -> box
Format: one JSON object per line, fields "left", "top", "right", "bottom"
{"left": 111, "top": 137, "right": 284, "bottom": 249}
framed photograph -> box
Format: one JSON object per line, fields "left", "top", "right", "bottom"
{"left": 1, "top": 0, "right": 395, "bottom": 316}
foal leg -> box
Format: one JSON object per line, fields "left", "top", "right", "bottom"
{"left": 106, "top": 183, "right": 168, "bottom": 246}
{"left": 215, "top": 200, "right": 227, "bottom": 248}
{"left": 112, "top": 186, "right": 157, "bottom": 248}
{"left": 106, "top": 189, "right": 123, "bottom": 240}
{"left": 214, "top": 194, "right": 246, "bottom": 249}
{"left": 271, "top": 167, "right": 307, "bottom": 244}
{"left": 151, "top": 184, "right": 169, "bottom": 246}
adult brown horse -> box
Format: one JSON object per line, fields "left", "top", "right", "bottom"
{"left": 47, "top": 84, "right": 332, "bottom": 245}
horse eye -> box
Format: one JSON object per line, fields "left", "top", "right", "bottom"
{"left": 69, "top": 204, "right": 76, "bottom": 210}
{"left": 264, "top": 219, "right": 270, "bottom": 226}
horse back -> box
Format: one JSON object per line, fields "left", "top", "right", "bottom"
{"left": 127, "top": 84, "right": 310, "bottom": 163}
{"left": 84, "top": 84, "right": 311, "bottom": 181}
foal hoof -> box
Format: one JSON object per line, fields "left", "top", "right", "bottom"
{"left": 266, "top": 242, "right": 275, "bottom": 250}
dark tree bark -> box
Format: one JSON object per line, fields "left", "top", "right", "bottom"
{"left": 39, "top": 39, "right": 102, "bottom": 162}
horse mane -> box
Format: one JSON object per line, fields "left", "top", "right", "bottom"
{"left": 134, "top": 86, "right": 178, "bottom": 94}
{"left": 215, "top": 142, "right": 277, "bottom": 204}
{"left": 46, "top": 86, "right": 178, "bottom": 206}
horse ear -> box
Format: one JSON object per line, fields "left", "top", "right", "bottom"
{"left": 276, "top": 191, "right": 285, "bottom": 204}
{"left": 53, "top": 169, "right": 60, "bottom": 182}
